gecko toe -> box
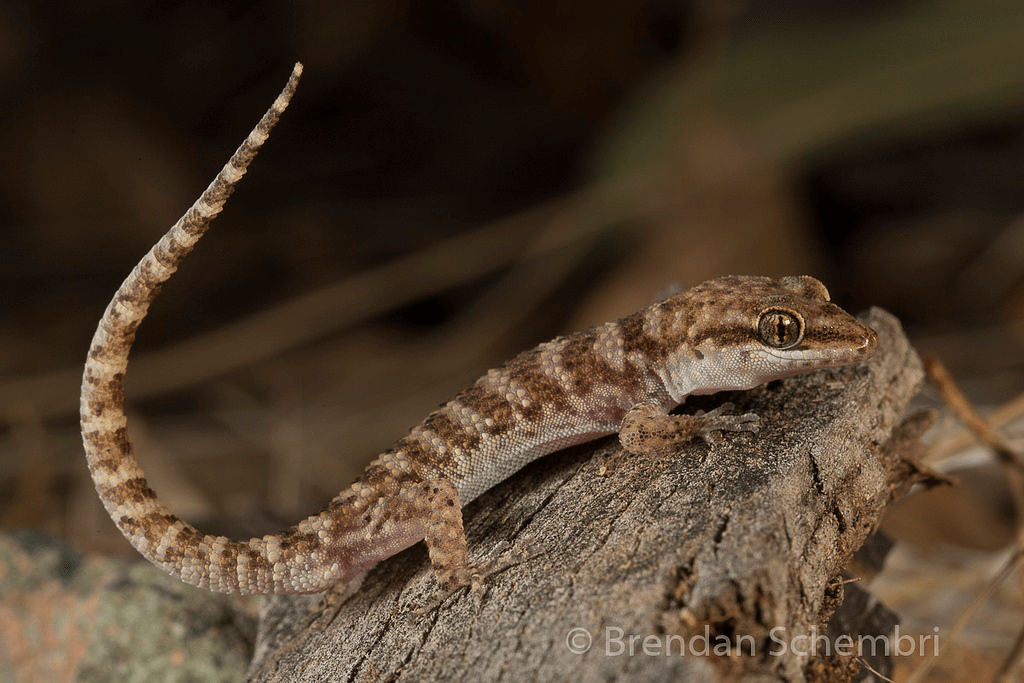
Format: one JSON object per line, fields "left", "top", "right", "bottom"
{"left": 699, "top": 411, "right": 761, "bottom": 441}
{"left": 697, "top": 402, "right": 734, "bottom": 419}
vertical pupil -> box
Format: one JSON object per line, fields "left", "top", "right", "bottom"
{"left": 776, "top": 314, "right": 796, "bottom": 345}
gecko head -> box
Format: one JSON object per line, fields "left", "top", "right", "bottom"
{"left": 655, "top": 275, "right": 877, "bottom": 397}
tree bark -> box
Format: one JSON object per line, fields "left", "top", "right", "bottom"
{"left": 246, "top": 308, "right": 927, "bottom": 683}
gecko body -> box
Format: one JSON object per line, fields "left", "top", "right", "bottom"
{"left": 80, "top": 64, "right": 877, "bottom": 597}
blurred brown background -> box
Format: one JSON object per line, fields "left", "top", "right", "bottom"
{"left": 1, "top": 0, "right": 1023, "bottom": 679}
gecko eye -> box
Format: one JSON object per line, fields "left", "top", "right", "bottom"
{"left": 757, "top": 309, "right": 804, "bottom": 349}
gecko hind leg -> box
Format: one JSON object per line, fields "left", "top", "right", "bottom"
{"left": 401, "top": 478, "right": 474, "bottom": 616}
{"left": 408, "top": 478, "right": 527, "bottom": 616}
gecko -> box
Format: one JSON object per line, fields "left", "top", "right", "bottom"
{"left": 80, "top": 63, "right": 878, "bottom": 599}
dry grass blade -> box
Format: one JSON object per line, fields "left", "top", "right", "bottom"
{"left": 994, "top": 625, "right": 1024, "bottom": 683}
{"left": 921, "top": 357, "right": 1024, "bottom": 683}
{"left": 0, "top": 192, "right": 614, "bottom": 422}
{"left": 925, "top": 357, "right": 1024, "bottom": 470}
{"left": 904, "top": 548, "right": 1024, "bottom": 683}
{"left": 929, "top": 389, "right": 1024, "bottom": 465}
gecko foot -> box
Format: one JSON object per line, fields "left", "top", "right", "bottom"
{"left": 410, "top": 582, "right": 468, "bottom": 620}
{"left": 695, "top": 403, "right": 760, "bottom": 444}
{"left": 620, "top": 401, "right": 761, "bottom": 454}
{"left": 410, "top": 542, "right": 527, "bottom": 619}
{"left": 469, "top": 541, "right": 527, "bottom": 590}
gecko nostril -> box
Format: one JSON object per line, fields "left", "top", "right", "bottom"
{"left": 862, "top": 329, "right": 879, "bottom": 352}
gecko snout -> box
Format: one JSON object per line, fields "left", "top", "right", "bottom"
{"left": 855, "top": 324, "right": 879, "bottom": 360}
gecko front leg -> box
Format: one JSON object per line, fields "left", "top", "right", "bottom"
{"left": 619, "top": 401, "right": 760, "bottom": 454}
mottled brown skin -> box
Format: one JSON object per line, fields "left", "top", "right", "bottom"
{"left": 80, "top": 65, "right": 878, "bottom": 598}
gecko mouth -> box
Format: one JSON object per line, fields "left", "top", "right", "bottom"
{"left": 763, "top": 336, "right": 876, "bottom": 364}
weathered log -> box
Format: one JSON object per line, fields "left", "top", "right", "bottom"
{"left": 247, "top": 308, "right": 926, "bottom": 682}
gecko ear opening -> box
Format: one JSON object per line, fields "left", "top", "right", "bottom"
{"left": 757, "top": 308, "right": 804, "bottom": 349}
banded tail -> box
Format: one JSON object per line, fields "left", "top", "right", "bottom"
{"left": 80, "top": 64, "right": 347, "bottom": 594}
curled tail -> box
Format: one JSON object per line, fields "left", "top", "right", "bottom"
{"left": 80, "top": 64, "right": 344, "bottom": 595}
